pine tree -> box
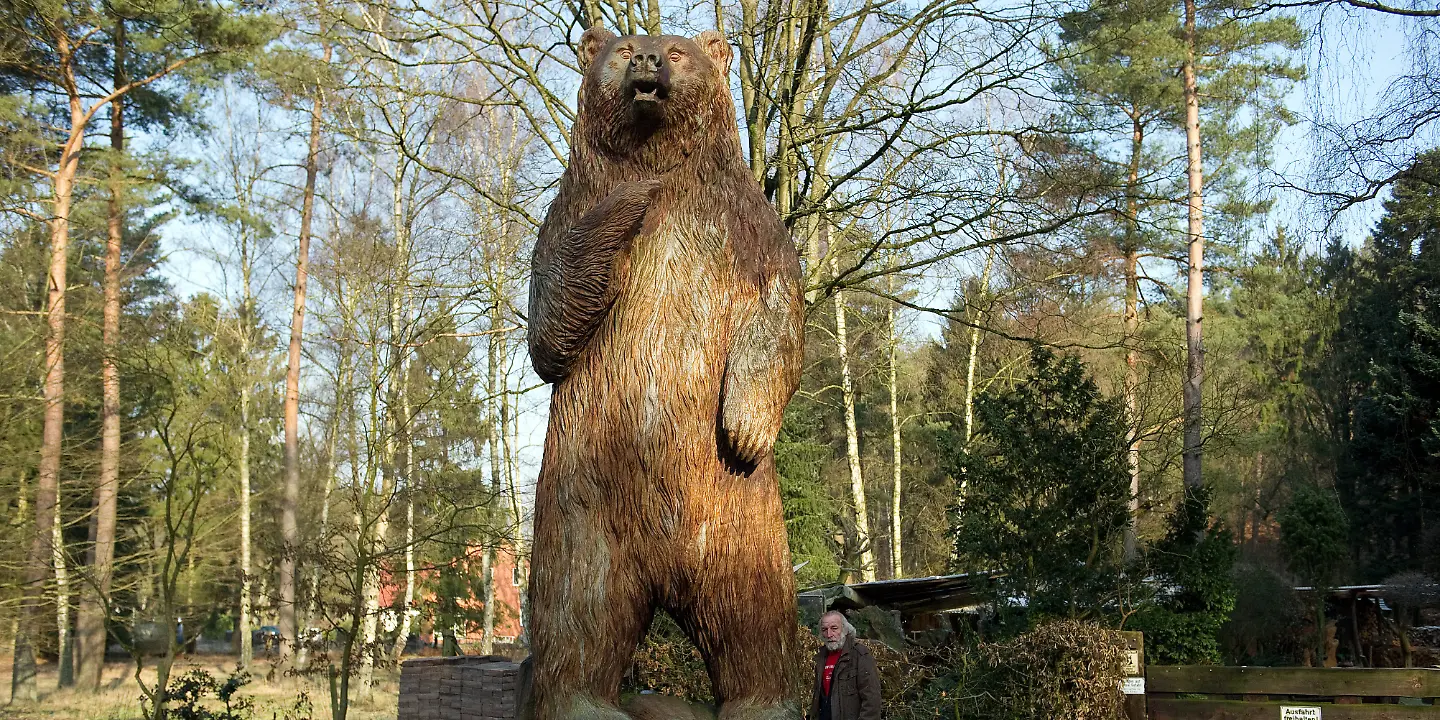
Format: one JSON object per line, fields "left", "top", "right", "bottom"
{"left": 1278, "top": 483, "right": 1350, "bottom": 663}
{"left": 1329, "top": 149, "right": 1440, "bottom": 579}
{"left": 776, "top": 405, "right": 842, "bottom": 587}
{"left": 948, "top": 346, "right": 1133, "bottom": 620}
{"left": 1052, "top": 0, "right": 1303, "bottom": 510}
{"left": 1, "top": 0, "right": 268, "bottom": 696}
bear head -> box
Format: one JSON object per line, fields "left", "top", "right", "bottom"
{"left": 575, "top": 27, "right": 735, "bottom": 159}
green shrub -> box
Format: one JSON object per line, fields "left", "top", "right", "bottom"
{"left": 163, "top": 669, "right": 254, "bottom": 720}
{"left": 889, "top": 620, "right": 1128, "bottom": 720}
{"left": 1220, "top": 562, "right": 1306, "bottom": 665}
{"left": 625, "top": 614, "right": 815, "bottom": 709}
{"left": 626, "top": 614, "right": 1127, "bottom": 720}
{"left": 1127, "top": 487, "right": 1236, "bottom": 665}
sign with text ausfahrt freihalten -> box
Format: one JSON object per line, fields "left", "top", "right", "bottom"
{"left": 1280, "top": 707, "right": 1321, "bottom": 720}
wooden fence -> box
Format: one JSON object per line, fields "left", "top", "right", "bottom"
{"left": 1145, "top": 665, "right": 1440, "bottom": 719}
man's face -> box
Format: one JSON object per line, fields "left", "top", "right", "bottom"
{"left": 820, "top": 615, "right": 845, "bottom": 646}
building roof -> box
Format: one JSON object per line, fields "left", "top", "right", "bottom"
{"left": 800, "top": 571, "right": 1005, "bottom": 614}
{"left": 1295, "top": 583, "right": 1440, "bottom": 609}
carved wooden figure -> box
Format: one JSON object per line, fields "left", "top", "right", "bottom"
{"left": 525, "top": 26, "right": 805, "bottom": 720}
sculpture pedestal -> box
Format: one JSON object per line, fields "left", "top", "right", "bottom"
{"left": 397, "top": 656, "right": 523, "bottom": 720}
{"left": 397, "top": 655, "right": 719, "bottom": 720}
{"left": 621, "top": 694, "right": 716, "bottom": 720}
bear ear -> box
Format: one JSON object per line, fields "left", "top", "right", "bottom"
{"left": 578, "top": 26, "right": 616, "bottom": 73}
{"left": 694, "top": 30, "right": 732, "bottom": 76}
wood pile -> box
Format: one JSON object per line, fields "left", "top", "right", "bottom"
{"left": 398, "top": 655, "right": 521, "bottom": 720}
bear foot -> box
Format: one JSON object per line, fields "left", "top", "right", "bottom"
{"left": 621, "top": 694, "right": 717, "bottom": 720}
{"left": 546, "top": 696, "right": 634, "bottom": 720}
{"left": 715, "top": 699, "right": 801, "bottom": 720}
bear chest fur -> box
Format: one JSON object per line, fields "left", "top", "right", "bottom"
{"left": 547, "top": 198, "right": 743, "bottom": 474}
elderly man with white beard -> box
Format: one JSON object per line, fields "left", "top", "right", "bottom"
{"left": 807, "top": 610, "right": 882, "bottom": 720}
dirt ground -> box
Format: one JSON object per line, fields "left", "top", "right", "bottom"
{"left": 0, "top": 655, "right": 400, "bottom": 720}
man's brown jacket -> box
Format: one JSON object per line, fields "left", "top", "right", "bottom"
{"left": 808, "top": 635, "right": 882, "bottom": 720}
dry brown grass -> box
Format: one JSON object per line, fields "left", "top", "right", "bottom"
{"left": 0, "top": 655, "right": 400, "bottom": 720}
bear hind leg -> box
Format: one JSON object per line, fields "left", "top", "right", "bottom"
{"left": 671, "top": 570, "right": 801, "bottom": 719}
{"left": 528, "top": 514, "right": 654, "bottom": 720}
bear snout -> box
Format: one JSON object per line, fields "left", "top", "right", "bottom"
{"left": 629, "top": 52, "right": 663, "bottom": 74}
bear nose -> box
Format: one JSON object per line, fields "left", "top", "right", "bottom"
{"left": 630, "top": 53, "right": 662, "bottom": 73}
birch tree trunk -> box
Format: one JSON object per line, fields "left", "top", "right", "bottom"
{"left": 1123, "top": 114, "right": 1145, "bottom": 560}
{"left": 952, "top": 244, "right": 995, "bottom": 558}
{"left": 1181, "top": 0, "right": 1206, "bottom": 492}
{"left": 502, "top": 352, "right": 527, "bottom": 643}
{"left": 358, "top": 371, "right": 393, "bottom": 697}
{"left": 239, "top": 370, "right": 253, "bottom": 668}
{"left": 54, "top": 513, "right": 72, "bottom": 686}
{"left": 389, "top": 440, "right": 414, "bottom": 663}
{"left": 230, "top": 93, "right": 262, "bottom": 671}
{"left": 305, "top": 337, "right": 349, "bottom": 661}
{"left": 831, "top": 254, "right": 875, "bottom": 583}
{"left": 364, "top": 146, "right": 414, "bottom": 679}
{"left": 479, "top": 546, "right": 494, "bottom": 652}
{"left": 491, "top": 112, "right": 528, "bottom": 633}
{"left": 388, "top": 162, "right": 415, "bottom": 664}
{"left": 76, "top": 20, "right": 125, "bottom": 690}
{"left": 887, "top": 271, "right": 903, "bottom": 580}
{"left": 332, "top": 294, "right": 364, "bottom": 717}
{"left": 963, "top": 103, "right": 1004, "bottom": 457}
{"left": 480, "top": 325, "right": 502, "bottom": 654}
{"left": 961, "top": 248, "right": 996, "bottom": 450}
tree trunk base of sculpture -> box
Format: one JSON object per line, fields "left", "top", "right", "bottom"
{"left": 399, "top": 655, "right": 731, "bottom": 720}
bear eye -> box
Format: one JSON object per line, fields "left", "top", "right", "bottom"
{"left": 668, "top": 50, "right": 682, "bottom": 62}
{"left": 618, "top": 47, "right": 633, "bottom": 60}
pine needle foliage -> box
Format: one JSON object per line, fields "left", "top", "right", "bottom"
{"left": 947, "top": 345, "right": 1132, "bottom": 621}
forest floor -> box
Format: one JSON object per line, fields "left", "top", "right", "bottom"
{"left": 0, "top": 655, "right": 400, "bottom": 720}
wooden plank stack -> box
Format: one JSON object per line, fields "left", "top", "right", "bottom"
{"left": 398, "top": 656, "right": 522, "bottom": 720}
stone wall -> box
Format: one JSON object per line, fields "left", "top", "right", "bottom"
{"left": 397, "top": 655, "right": 523, "bottom": 720}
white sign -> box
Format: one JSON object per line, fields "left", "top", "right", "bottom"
{"left": 1123, "top": 650, "right": 1141, "bottom": 675}
{"left": 1280, "top": 707, "right": 1321, "bottom": 720}
{"left": 1120, "top": 677, "right": 1145, "bottom": 695}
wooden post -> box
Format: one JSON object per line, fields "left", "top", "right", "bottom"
{"left": 1347, "top": 593, "right": 1363, "bottom": 668}
{"left": 1120, "top": 630, "right": 1147, "bottom": 720}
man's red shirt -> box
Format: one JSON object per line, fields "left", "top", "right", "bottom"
{"left": 822, "top": 649, "right": 842, "bottom": 695}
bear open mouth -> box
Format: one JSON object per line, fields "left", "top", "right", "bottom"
{"left": 632, "top": 80, "right": 668, "bottom": 102}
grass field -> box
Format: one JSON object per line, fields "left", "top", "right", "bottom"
{"left": 0, "top": 655, "right": 401, "bottom": 720}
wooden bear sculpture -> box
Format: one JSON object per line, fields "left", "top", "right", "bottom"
{"left": 525, "top": 25, "right": 805, "bottom": 720}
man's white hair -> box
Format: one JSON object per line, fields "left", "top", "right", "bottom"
{"left": 819, "top": 610, "right": 856, "bottom": 639}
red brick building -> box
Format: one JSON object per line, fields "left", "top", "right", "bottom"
{"left": 382, "top": 545, "right": 527, "bottom": 651}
